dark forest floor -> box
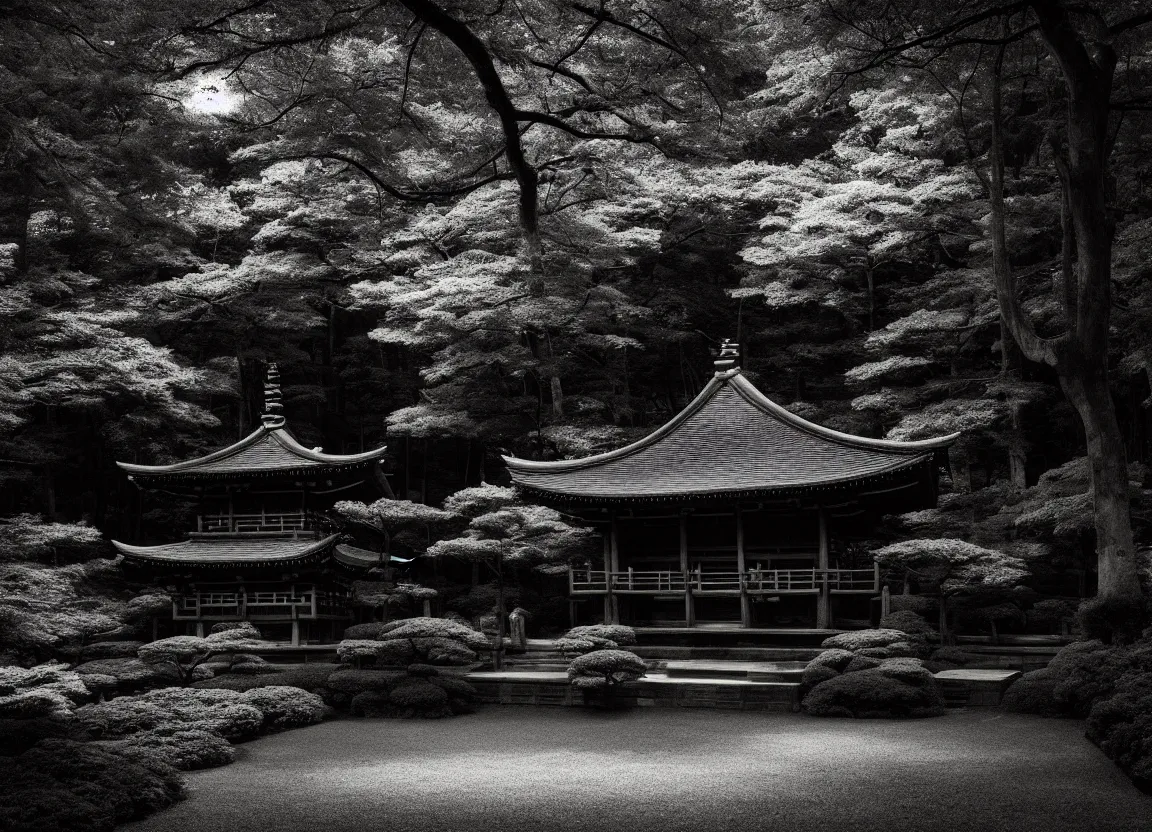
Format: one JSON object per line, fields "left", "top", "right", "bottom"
{"left": 120, "top": 707, "right": 1152, "bottom": 832}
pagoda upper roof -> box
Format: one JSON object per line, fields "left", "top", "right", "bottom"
{"left": 117, "top": 422, "right": 387, "bottom": 482}
{"left": 111, "top": 534, "right": 340, "bottom": 567}
{"left": 503, "top": 368, "right": 958, "bottom": 503}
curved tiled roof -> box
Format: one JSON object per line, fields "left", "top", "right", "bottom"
{"left": 334, "top": 544, "right": 416, "bottom": 568}
{"left": 111, "top": 534, "right": 340, "bottom": 566}
{"left": 117, "top": 425, "right": 386, "bottom": 480}
{"left": 503, "top": 369, "right": 958, "bottom": 502}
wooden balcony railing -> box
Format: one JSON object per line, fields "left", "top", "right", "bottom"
{"left": 174, "top": 586, "right": 349, "bottom": 620}
{"left": 610, "top": 569, "right": 688, "bottom": 592}
{"left": 198, "top": 511, "right": 309, "bottom": 534}
{"left": 569, "top": 566, "right": 880, "bottom": 594}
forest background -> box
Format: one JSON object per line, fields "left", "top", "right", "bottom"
{"left": 2, "top": 0, "right": 1152, "bottom": 638}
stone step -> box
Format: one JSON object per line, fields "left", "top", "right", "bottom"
{"left": 632, "top": 645, "right": 823, "bottom": 661}
{"left": 466, "top": 670, "right": 802, "bottom": 711}
{"left": 664, "top": 659, "right": 807, "bottom": 683}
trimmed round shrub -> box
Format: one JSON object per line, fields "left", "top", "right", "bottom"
{"left": 405, "top": 663, "right": 440, "bottom": 678}
{"left": 350, "top": 690, "right": 391, "bottom": 718}
{"left": 343, "top": 622, "right": 393, "bottom": 640}
{"left": 806, "top": 649, "right": 855, "bottom": 672}
{"left": 208, "top": 622, "right": 262, "bottom": 639}
{"left": 95, "top": 728, "right": 236, "bottom": 771}
{"left": 196, "top": 662, "right": 340, "bottom": 693}
{"left": 801, "top": 664, "right": 840, "bottom": 689}
{"left": 229, "top": 660, "right": 281, "bottom": 676}
{"left": 930, "top": 646, "right": 972, "bottom": 666}
{"left": 876, "top": 658, "right": 934, "bottom": 685}
{"left": 0, "top": 739, "right": 183, "bottom": 831}
{"left": 844, "top": 655, "right": 882, "bottom": 673}
{"left": 326, "top": 669, "right": 407, "bottom": 694}
{"left": 803, "top": 669, "right": 946, "bottom": 718}
{"left": 390, "top": 679, "right": 450, "bottom": 710}
{"left": 76, "top": 641, "right": 144, "bottom": 661}
{"left": 0, "top": 714, "right": 77, "bottom": 756}
{"left": 888, "top": 594, "right": 937, "bottom": 615}
{"left": 430, "top": 675, "right": 476, "bottom": 699}
{"left": 241, "top": 686, "right": 327, "bottom": 732}
{"left": 567, "top": 649, "right": 647, "bottom": 689}
{"left": 0, "top": 664, "right": 92, "bottom": 719}
{"left": 555, "top": 637, "right": 601, "bottom": 654}
{"left": 72, "top": 658, "right": 173, "bottom": 691}
{"left": 377, "top": 618, "right": 492, "bottom": 652}
{"left": 565, "top": 625, "right": 637, "bottom": 646}
{"left": 879, "top": 610, "right": 936, "bottom": 638}
{"left": 370, "top": 679, "right": 453, "bottom": 718}
{"left": 76, "top": 688, "right": 264, "bottom": 741}
{"left": 1076, "top": 596, "right": 1149, "bottom": 645}
{"left": 821, "top": 629, "right": 909, "bottom": 651}
{"left": 1086, "top": 675, "right": 1152, "bottom": 789}
{"left": 1001, "top": 668, "right": 1061, "bottom": 715}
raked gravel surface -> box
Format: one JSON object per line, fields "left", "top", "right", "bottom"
{"left": 121, "top": 707, "right": 1152, "bottom": 832}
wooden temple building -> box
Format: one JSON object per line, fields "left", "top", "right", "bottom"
{"left": 504, "top": 342, "right": 958, "bottom": 630}
{"left": 111, "top": 366, "right": 393, "bottom": 644}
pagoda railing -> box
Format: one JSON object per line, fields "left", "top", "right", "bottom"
{"left": 569, "top": 567, "right": 879, "bottom": 594}
{"left": 198, "top": 511, "right": 310, "bottom": 534}
{"left": 174, "top": 586, "right": 350, "bottom": 620}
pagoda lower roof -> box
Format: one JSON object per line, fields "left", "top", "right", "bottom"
{"left": 111, "top": 534, "right": 340, "bottom": 566}
{"left": 503, "top": 369, "right": 958, "bottom": 503}
{"left": 117, "top": 422, "right": 386, "bottom": 482}
{"left": 334, "top": 544, "right": 416, "bottom": 568}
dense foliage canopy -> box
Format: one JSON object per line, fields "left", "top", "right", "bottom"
{"left": 0, "top": 0, "right": 1149, "bottom": 612}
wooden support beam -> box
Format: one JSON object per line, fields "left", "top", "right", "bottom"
{"left": 680, "top": 512, "right": 695, "bottom": 627}
{"left": 817, "top": 507, "right": 832, "bottom": 628}
{"left": 737, "top": 507, "right": 750, "bottom": 628}
{"left": 608, "top": 515, "right": 620, "bottom": 624}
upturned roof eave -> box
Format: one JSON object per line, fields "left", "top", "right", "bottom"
{"left": 508, "top": 452, "right": 934, "bottom": 504}
{"left": 110, "top": 534, "right": 340, "bottom": 564}
{"left": 501, "top": 369, "right": 958, "bottom": 478}
{"left": 116, "top": 424, "right": 387, "bottom": 478}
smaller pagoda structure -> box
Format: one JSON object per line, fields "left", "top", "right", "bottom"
{"left": 503, "top": 341, "right": 959, "bottom": 630}
{"left": 112, "top": 365, "right": 392, "bottom": 644}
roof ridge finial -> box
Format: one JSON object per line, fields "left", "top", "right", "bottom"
{"left": 261, "top": 363, "right": 286, "bottom": 428}
{"left": 714, "top": 338, "right": 740, "bottom": 375}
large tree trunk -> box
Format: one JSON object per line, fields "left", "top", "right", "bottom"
{"left": 1062, "top": 372, "right": 1142, "bottom": 597}
{"left": 987, "top": 7, "right": 1143, "bottom": 600}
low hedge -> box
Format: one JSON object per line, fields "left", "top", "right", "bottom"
{"left": 0, "top": 739, "right": 184, "bottom": 832}
{"left": 803, "top": 662, "right": 946, "bottom": 718}
{"left": 94, "top": 728, "right": 236, "bottom": 771}
{"left": 76, "top": 688, "right": 265, "bottom": 741}
{"left": 802, "top": 627, "right": 946, "bottom": 719}
{"left": 241, "top": 686, "right": 328, "bottom": 732}
{"left": 1002, "top": 636, "right": 1152, "bottom": 791}
{"left": 192, "top": 663, "right": 341, "bottom": 693}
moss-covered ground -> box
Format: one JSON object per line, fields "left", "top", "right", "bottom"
{"left": 122, "top": 708, "right": 1152, "bottom": 832}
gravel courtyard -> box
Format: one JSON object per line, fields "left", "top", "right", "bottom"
{"left": 123, "top": 707, "right": 1152, "bottom": 832}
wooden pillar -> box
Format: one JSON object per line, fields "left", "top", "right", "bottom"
{"left": 195, "top": 621, "right": 205, "bottom": 638}
{"left": 881, "top": 584, "right": 891, "bottom": 619}
{"left": 680, "top": 512, "right": 694, "bottom": 628}
{"left": 608, "top": 514, "right": 620, "bottom": 624}
{"left": 736, "top": 506, "right": 750, "bottom": 628}
{"left": 817, "top": 507, "right": 832, "bottom": 629}
{"left": 291, "top": 619, "right": 300, "bottom": 646}
{"left": 608, "top": 520, "right": 617, "bottom": 617}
